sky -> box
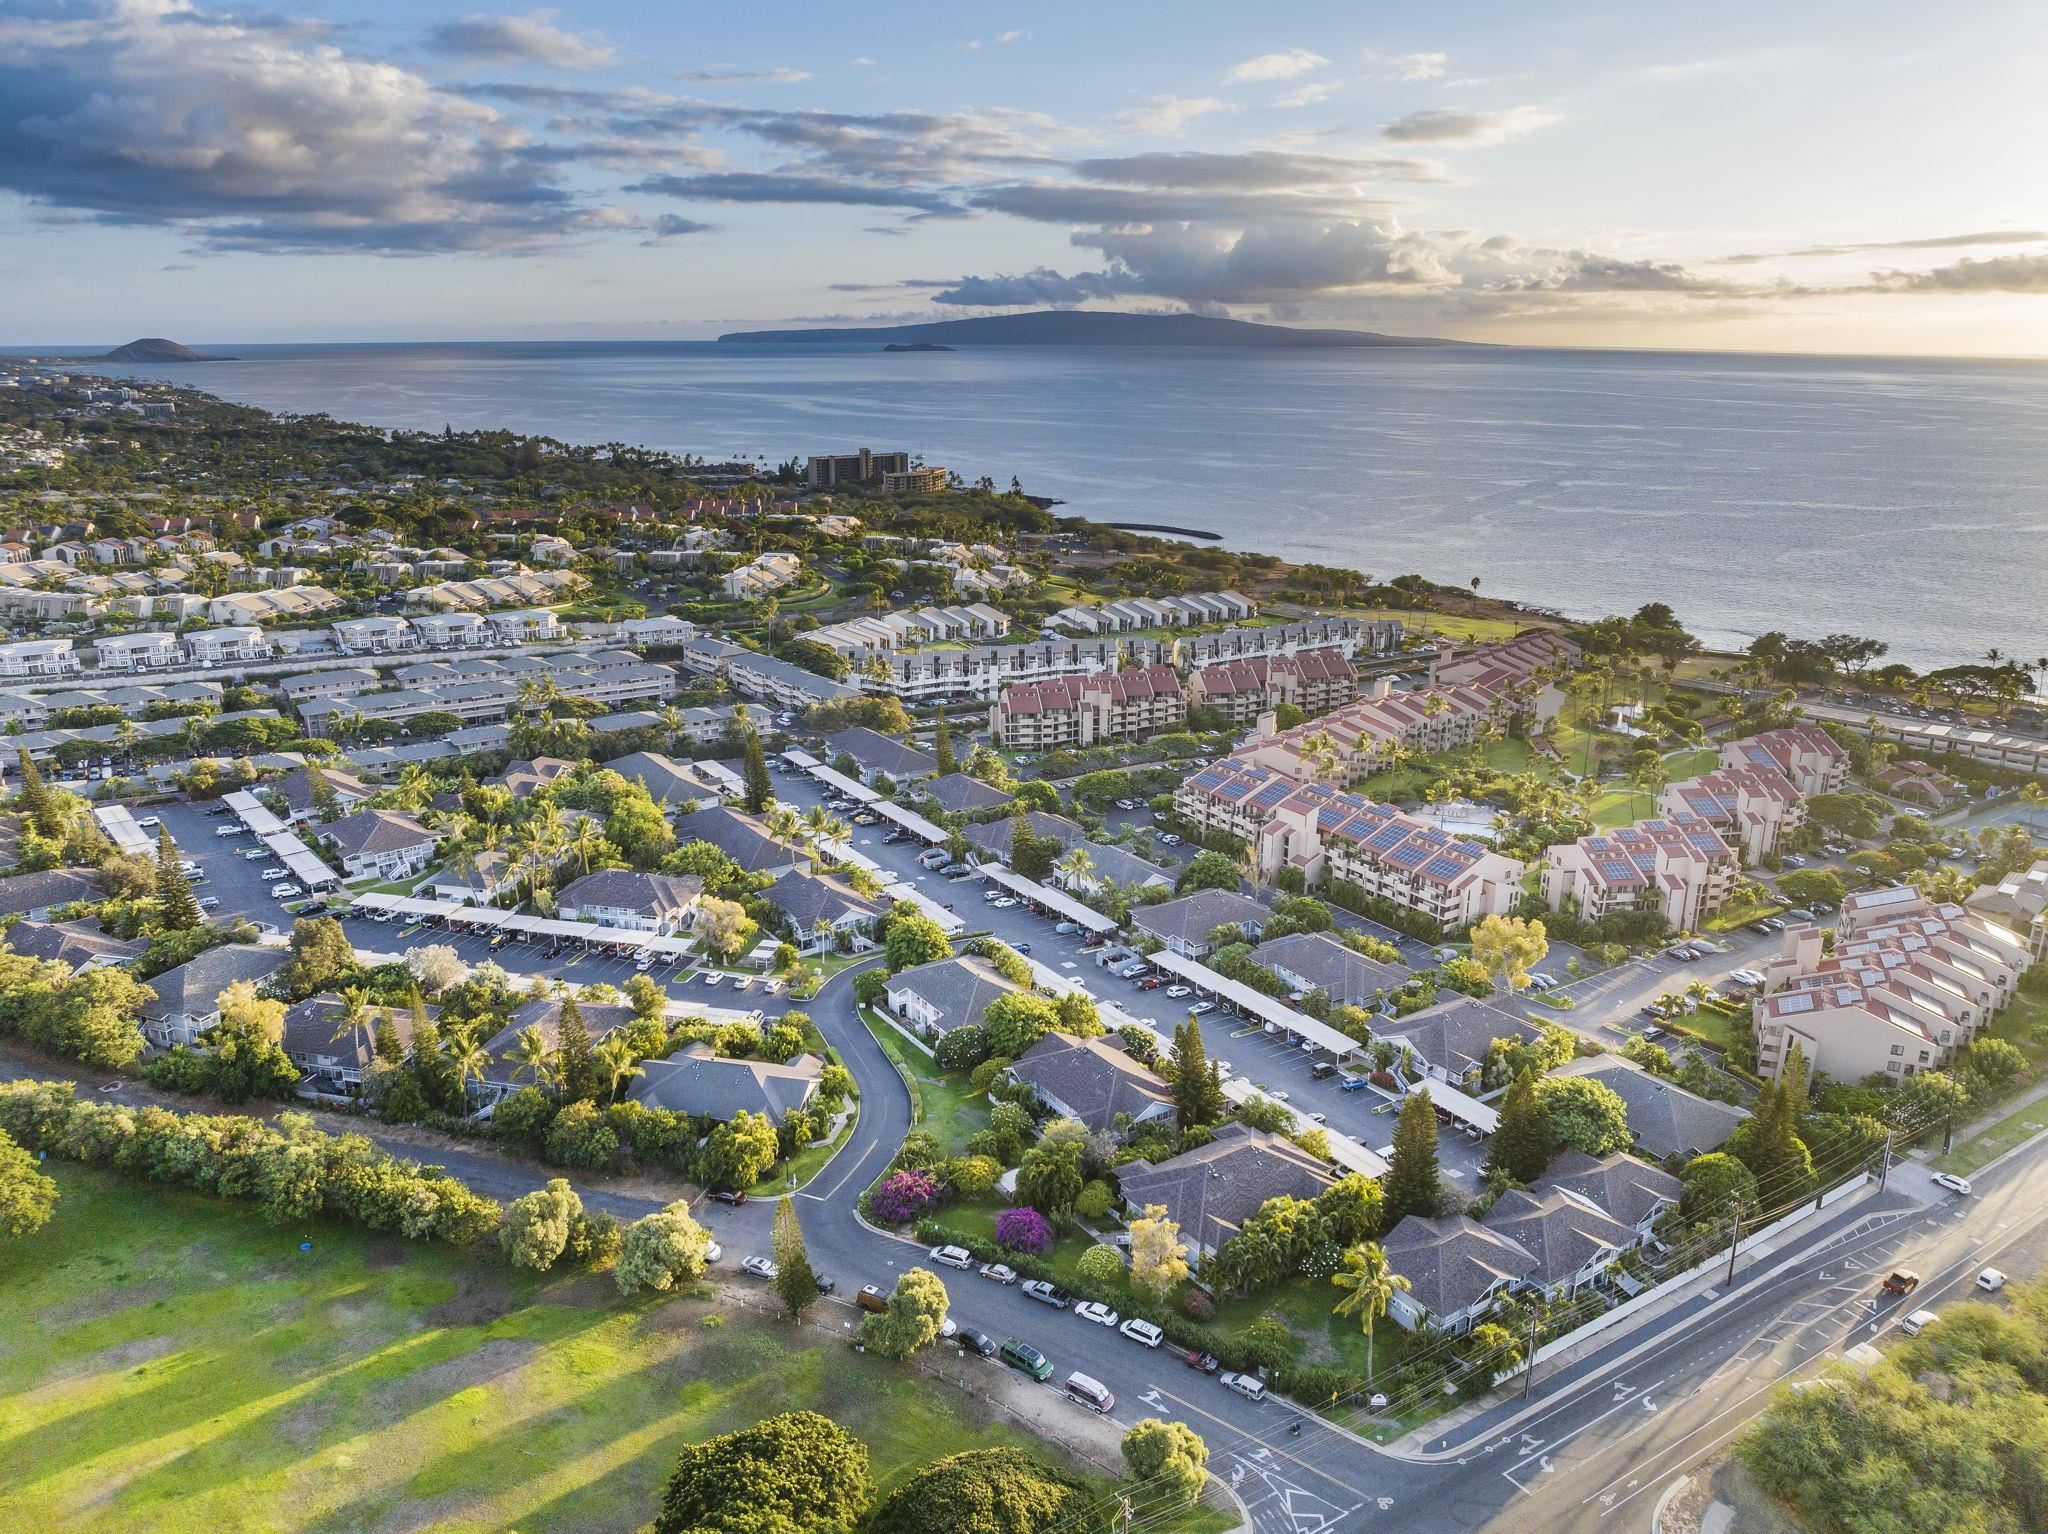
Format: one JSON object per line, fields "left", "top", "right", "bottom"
{"left": 4, "top": 0, "right": 2047, "bottom": 354}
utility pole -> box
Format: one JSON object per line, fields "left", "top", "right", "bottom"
{"left": 1522, "top": 1307, "right": 1540, "bottom": 1397}
{"left": 1942, "top": 1101, "right": 1955, "bottom": 1156}
{"left": 1726, "top": 1206, "right": 1745, "bottom": 1285}
{"left": 1877, "top": 1127, "right": 1895, "bottom": 1192}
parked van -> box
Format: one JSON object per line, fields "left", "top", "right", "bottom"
{"left": 1000, "top": 1339, "right": 1054, "bottom": 1381}
{"left": 855, "top": 1284, "right": 890, "bottom": 1314}
{"left": 1901, "top": 1309, "right": 1941, "bottom": 1337}
{"left": 1119, "top": 1318, "right": 1164, "bottom": 1349}
{"left": 1219, "top": 1371, "right": 1267, "bottom": 1402}
{"left": 1063, "top": 1372, "right": 1115, "bottom": 1414}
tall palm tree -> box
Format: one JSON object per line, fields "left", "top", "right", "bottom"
{"left": 1054, "top": 846, "right": 1095, "bottom": 890}
{"left": 570, "top": 815, "right": 605, "bottom": 875}
{"left": 593, "top": 1037, "right": 645, "bottom": 1104}
{"left": 329, "top": 986, "right": 369, "bottom": 1046}
{"left": 511, "top": 1025, "right": 556, "bottom": 1089}
{"left": 443, "top": 1027, "right": 492, "bottom": 1104}
{"left": 1330, "top": 1241, "right": 1410, "bottom": 1385}
{"left": 765, "top": 805, "right": 803, "bottom": 844}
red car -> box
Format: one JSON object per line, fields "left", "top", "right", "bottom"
{"left": 1137, "top": 977, "right": 1162, "bottom": 991}
{"left": 1184, "top": 1350, "right": 1219, "bottom": 1373}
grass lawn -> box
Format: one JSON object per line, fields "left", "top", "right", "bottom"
{"left": 1588, "top": 785, "right": 1657, "bottom": 829}
{"left": 1337, "top": 607, "right": 1529, "bottom": 643}
{"left": 860, "top": 1007, "right": 991, "bottom": 1156}
{"left": 751, "top": 1111, "right": 859, "bottom": 1198}
{"left": 1933, "top": 1092, "right": 2048, "bottom": 1176}
{"left": 1704, "top": 897, "right": 1786, "bottom": 934}
{"left": 1353, "top": 763, "right": 1435, "bottom": 802}
{"left": 1674, "top": 1004, "right": 1749, "bottom": 1051}
{"left": 0, "top": 1167, "right": 1073, "bottom": 1534}
{"left": 1211, "top": 1279, "right": 1417, "bottom": 1393}
{"left": 939, "top": 1199, "right": 1107, "bottom": 1287}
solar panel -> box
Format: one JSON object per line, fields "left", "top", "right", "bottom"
{"left": 1773, "top": 992, "right": 1815, "bottom": 1014}
{"left": 1250, "top": 779, "right": 1295, "bottom": 811}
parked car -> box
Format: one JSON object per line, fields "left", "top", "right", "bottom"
{"left": 856, "top": 1284, "right": 890, "bottom": 1313}
{"left": 215, "top": 825, "right": 243, "bottom": 837}
{"left": 1021, "top": 1279, "right": 1070, "bottom": 1308}
{"left": 1073, "top": 1300, "right": 1119, "bottom": 1328}
{"left": 956, "top": 1326, "right": 999, "bottom": 1357}
{"left": 812, "top": 1273, "right": 836, "bottom": 1294}
{"left": 261, "top": 866, "right": 288, "bottom": 881}
{"left": 929, "top": 1244, "right": 974, "bottom": 1270}
{"left": 1054, "top": 921, "right": 1080, "bottom": 935}
{"left": 1062, "top": 1371, "right": 1115, "bottom": 1414}
{"left": 1184, "top": 1349, "right": 1219, "bottom": 1373}
{"left": 708, "top": 1189, "right": 748, "bottom": 1206}
{"left": 1158, "top": 833, "right": 1183, "bottom": 847}
{"left": 1219, "top": 1371, "right": 1267, "bottom": 1402}
{"left": 270, "top": 883, "right": 302, "bottom": 899}
{"left": 1165, "top": 984, "right": 1192, "bottom": 999}
{"left": 1339, "top": 1075, "right": 1369, "bottom": 1092}
{"left": 136, "top": 816, "right": 162, "bottom": 829}
{"left": 197, "top": 897, "right": 221, "bottom": 911}
{"left": 1901, "top": 1308, "right": 1941, "bottom": 1337}
{"left": 1188, "top": 1001, "right": 1217, "bottom": 1015}
{"left": 1120, "top": 1318, "right": 1164, "bottom": 1349}
{"left": 1000, "top": 1339, "right": 1054, "bottom": 1381}
{"left": 241, "top": 848, "right": 267, "bottom": 860}
{"left": 980, "top": 1262, "right": 1018, "bottom": 1284}
{"left": 1932, "top": 1172, "right": 1973, "bottom": 1196}
{"left": 740, "top": 1256, "right": 779, "bottom": 1279}
{"left": 1977, "top": 1267, "right": 2008, "bottom": 1292}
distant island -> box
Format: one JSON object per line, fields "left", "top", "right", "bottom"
{"left": 97, "top": 338, "right": 235, "bottom": 363}
{"left": 882, "top": 342, "right": 954, "bottom": 353}
{"left": 720, "top": 309, "right": 1463, "bottom": 348}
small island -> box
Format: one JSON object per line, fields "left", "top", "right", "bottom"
{"left": 882, "top": 342, "right": 954, "bottom": 352}
{"left": 97, "top": 337, "right": 236, "bottom": 363}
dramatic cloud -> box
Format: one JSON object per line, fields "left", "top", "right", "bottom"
{"left": 1116, "top": 96, "right": 1233, "bottom": 136}
{"left": 0, "top": 0, "right": 610, "bottom": 253}
{"left": 1225, "top": 49, "right": 1327, "bottom": 83}
{"left": 1715, "top": 230, "right": 2048, "bottom": 264}
{"left": 1867, "top": 253, "right": 2048, "bottom": 294}
{"left": 931, "top": 268, "right": 1124, "bottom": 307}
{"left": 1381, "top": 106, "right": 1558, "bottom": 144}
{"left": 676, "top": 65, "right": 812, "bottom": 84}
{"left": 427, "top": 10, "right": 616, "bottom": 70}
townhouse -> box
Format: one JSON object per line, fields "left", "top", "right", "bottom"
{"left": 138, "top": 945, "right": 288, "bottom": 1048}
{"left": 1129, "top": 888, "right": 1270, "bottom": 959}
{"left": 1373, "top": 996, "right": 1547, "bottom": 1090}
{"left": 281, "top": 994, "right": 421, "bottom": 1095}
{"left": 321, "top": 809, "right": 441, "bottom": 881}
{"left": 1540, "top": 814, "right": 1738, "bottom": 933}
{"left": 1247, "top": 931, "right": 1407, "bottom": 1008}
{"left": 882, "top": 955, "right": 1025, "bottom": 1041}
{"left": 1004, "top": 1032, "right": 1175, "bottom": 1136}
{"left": 1659, "top": 763, "right": 1804, "bottom": 862}
{"left": 1720, "top": 725, "right": 1849, "bottom": 797}
{"left": 92, "top": 632, "right": 180, "bottom": 673}
{"left": 809, "top": 603, "right": 1011, "bottom": 654}
{"left": 405, "top": 569, "right": 583, "bottom": 612}
{"left": 1428, "top": 629, "right": 1581, "bottom": 721}
{"left": 1176, "top": 616, "right": 1402, "bottom": 667}
{"left": 851, "top": 637, "right": 1157, "bottom": 703}
{"left": 1184, "top": 647, "right": 1358, "bottom": 725}
{"left": 722, "top": 551, "right": 803, "bottom": 601}
{"left": 1047, "top": 591, "right": 1255, "bottom": 634}
{"left": 1114, "top": 1122, "right": 1333, "bottom": 1261}
{"left": 989, "top": 664, "right": 1186, "bottom": 749}
{"left": 760, "top": 870, "right": 883, "bottom": 956}
{"left": 207, "top": 586, "right": 343, "bottom": 626}
{"left": 824, "top": 725, "right": 937, "bottom": 784}
{"left": 631, "top": 1043, "right": 825, "bottom": 1126}
{"left": 2, "top": 919, "right": 146, "bottom": 972}
{"left": 1227, "top": 678, "right": 1515, "bottom": 786}
{"left": 186, "top": 626, "right": 271, "bottom": 664}
{"left": 555, "top": 870, "right": 704, "bottom": 934}
{"left": 0, "top": 638, "right": 81, "bottom": 678}
{"left": 296, "top": 651, "right": 676, "bottom": 735}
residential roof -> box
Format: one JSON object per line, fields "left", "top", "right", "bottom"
{"left": 0, "top": 866, "right": 101, "bottom": 916}
{"left": 671, "top": 805, "right": 804, "bottom": 874}
{"left": 883, "top": 954, "right": 1023, "bottom": 1033}
{"left": 1550, "top": 1057, "right": 1746, "bottom": 1161}
{"left": 1131, "top": 888, "right": 1269, "bottom": 946}
{"left": 1372, "top": 996, "right": 1544, "bottom": 1080}
{"left": 1007, "top": 1031, "right": 1173, "bottom": 1134}
{"left": 141, "top": 944, "right": 287, "bottom": 1021}
{"left": 1249, "top": 931, "right": 1407, "bottom": 1004}
{"left": 764, "top": 870, "right": 882, "bottom": 932}
{"left": 918, "top": 772, "right": 1011, "bottom": 815}
{"left": 605, "top": 750, "right": 711, "bottom": 806}
{"left": 824, "top": 725, "right": 937, "bottom": 780}
{"left": 1482, "top": 1187, "right": 1637, "bottom": 1288}
{"left": 1382, "top": 1214, "right": 1537, "bottom": 1319}
{"left": 631, "top": 1042, "right": 824, "bottom": 1123}
{"left": 323, "top": 808, "right": 439, "bottom": 860}
{"left": 279, "top": 993, "right": 421, "bottom": 1072}
{"left": 1537, "top": 1150, "right": 1682, "bottom": 1231}
{"left": 1114, "top": 1122, "right": 1333, "bottom": 1254}
{"left": 501, "top": 756, "right": 579, "bottom": 798}
{"left": 1069, "top": 840, "right": 1173, "bottom": 889}
{"left": 2, "top": 919, "right": 146, "bottom": 970}
{"left": 481, "top": 998, "right": 634, "bottom": 1082}
{"left": 966, "top": 810, "right": 1087, "bottom": 860}
{"left": 555, "top": 868, "right": 704, "bottom": 920}
{"left": 275, "top": 764, "right": 370, "bottom": 817}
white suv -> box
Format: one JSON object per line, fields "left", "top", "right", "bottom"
{"left": 928, "top": 1244, "right": 973, "bottom": 1270}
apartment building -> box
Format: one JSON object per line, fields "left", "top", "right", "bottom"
{"left": 296, "top": 651, "right": 676, "bottom": 735}
{"left": 723, "top": 649, "right": 862, "bottom": 709}
{"left": 92, "top": 632, "right": 180, "bottom": 673}
{"left": 1176, "top": 616, "right": 1402, "bottom": 666}
{"left": 807, "top": 448, "right": 910, "bottom": 489}
{"left": 1540, "top": 815, "right": 1737, "bottom": 933}
{"left": 722, "top": 551, "right": 803, "bottom": 602}
{"left": 881, "top": 465, "right": 949, "bottom": 495}
{"left": 1227, "top": 677, "right": 1510, "bottom": 785}
{"left": 1430, "top": 630, "right": 1581, "bottom": 721}
{"left": 0, "top": 638, "right": 81, "bottom": 678}
{"left": 1047, "top": 591, "right": 1256, "bottom": 635}
{"left": 405, "top": 569, "right": 582, "bottom": 613}
{"left": 1753, "top": 897, "right": 2032, "bottom": 1083}
{"left": 1721, "top": 725, "right": 1849, "bottom": 797}
{"left": 1659, "top": 763, "right": 1805, "bottom": 862}
{"left": 185, "top": 626, "right": 271, "bottom": 664}
{"left": 1176, "top": 760, "right": 1523, "bottom": 928}
{"left": 206, "top": 586, "right": 342, "bottom": 626}
{"left": 990, "top": 664, "right": 1186, "bottom": 749}
{"left": 851, "top": 636, "right": 1157, "bottom": 702}
{"left": 1969, "top": 858, "right": 2048, "bottom": 963}
{"left": 1184, "top": 647, "right": 1357, "bottom": 725}
{"left": 809, "top": 603, "right": 1011, "bottom": 655}
{"left": 332, "top": 615, "right": 415, "bottom": 655}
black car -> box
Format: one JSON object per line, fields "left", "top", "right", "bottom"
{"left": 956, "top": 1326, "right": 998, "bottom": 1358}
{"left": 707, "top": 1189, "right": 748, "bottom": 1206}
{"left": 813, "top": 1273, "right": 836, "bottom": 1294}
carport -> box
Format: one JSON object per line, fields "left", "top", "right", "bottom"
{"left": 1147, "top": 952, "right": 1364, "bottom": 1062}
{"left": 1222, "top": 1078, "right": 1389, "bottom": 1177}
{"left": 806, "top": 763, "right": 881, "bottom": 804}
{"left": 223, "top": 789, "right": 340, "bottom": 889}
{"left": 1409, "top": 1079, "right": 1499, "bottom": 1136}
{"left": 93, "top": 805, "right": 152, "bottom": 856}
{"left": 780, "top": 749, "right": 821, "bottom": 771}
{"left": 979, "top": 867, "right": 1118, "bottom": 934}
{"left": 873, "top": 801, "right": 949, "bottom": 846}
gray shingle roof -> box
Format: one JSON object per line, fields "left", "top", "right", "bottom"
{"left": 824, "top": 726, "right": 937, "bottom": 780}
{"left": 884, "top": 955, "right": 1022, "bottom": 1034}
{"left": 1070, "top": 841, "right": 1172, "bottom": 890}
{"left": 1132, "top": 888, "right": 1268, "bottom": 946}
{"left": 275, "top": 765, "right": 370, "bottom": 817}
{"left": 631, "top": 1042, "right": 823, "bottom": 1123}
{"left": 1373, "top": 996, "right": 1543, "bottom": 1079}
{"left": 1007, "top": 1032, "right": 1173, "bottom": 1134}
{"left": 324, "top": 808, "right": 438, "bottom": 860}
{"left": 1481, "top": 1187, "right": 1637, "bottom": 1289}
{"left": 480, "top": 998, "right": 635, "bottom": 1083}
{"left": 918, "top": 772, "right": 1011, "bottom": 815}
{"left": 1249, "top": 931, "right": 1407, "bottom": 1005}
{"left": 1537, "top": 1150, "right": 1682, "bottom": 1230}
{"left": 1113, "top": 1122, "right": 1332, "bottom": 1255}
{"left": 2, "top": 919, "right": 145, "bottom": 970}
{"left": 280, "top": 993, "right": 422, "bottom": 1071}
{"left": 555, "top": 869, "right": 703, "bottom": 921}
{"left": 1551, "top": 1058, "right": 1746, "bottom": 1161}
{"left": 965, "top": 810, "right": 1086, "bottom": 860}
{"left": 141, "top": 944, "right": 287, "bottom": 1020}
{"left": 1382, "top": 1214, "right": 1537, "bottom": 1320}
{"left": 605, "top": 751, "right": 708, "bottom": 805}
{"left": 0, "top": 866, "right": 101, "bottom": 916}
{"left": 765, "top": 871, "right": 881, "bottom": 932}
{"left": 671, "top": 805, "right": 804, "bottom": 874}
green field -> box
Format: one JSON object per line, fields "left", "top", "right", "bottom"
{"left": 860, "top": 1008, "right": 991, "bottom": 1155}
{"left": 0, "top": 1168, "right": 1076, "bottom": 1534}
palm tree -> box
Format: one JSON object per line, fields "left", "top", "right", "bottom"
{"left": 765, "top": 805, "right": 803, "bottom": 844}
{"left": 570, "top": 815, "right": 605, "bottom": 876}
{"left": 443, "top": 1027, "right": 492, "bottom": 1104}
{"left": 1054, "top": 845, "right": 1095, "bottom": 891}
{"left": 1330, "top": 1241, "right": 1409, "bottom": 1384}
{"left": 511, "top": 1025, "right": 556, "bottom": 1089}
{"left": 594, "top": 1037, "right": 645, "bottom": 1104}
{"left": 329, "top": 986, "right": 369, "bottom": 1046}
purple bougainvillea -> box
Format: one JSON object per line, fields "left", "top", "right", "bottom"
{"left": 869, "top": 1169, "right": 942, "bottom": 1225}
{"left": 995, "top": 1205, "right": 1052, "bottom": 1255}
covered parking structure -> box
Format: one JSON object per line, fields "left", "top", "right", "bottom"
{"left": 1406, "top": 1078, "right": 1499, "bottom": 1136}
{"left": 1221, "top": 1077, "right": 1389, "bottom": 1178}
{"left": 979, "top": 866, "right": 1118, "bottom": 934}
{"left": 873, "top": 800, "right": 949, "bottom": 846}
{"left": 1145, "top": 952, "right": 1363, "bottom": 1061}
{"left": 805, "top": 763, "right": 881, "bottom": 805}
{"left": 348, "top": 892, "right": 701, "bottom": 960}
{"left": 94, "top": 804, "right": 153, "bottom": 856}
{"left": 223, "top": 789, "right": 341, "bottom": 889}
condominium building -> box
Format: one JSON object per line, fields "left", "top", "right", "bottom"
{"left": 0, "top": 638, "right": 80, "bottom": 678}
{"left": 1184, "top": 647, "right": 1357, "bottom": 725}
{"left": 809, "top": 603, "right": 1012, "bottom": 655}
{"left": 1176, "top": 615, "right": 1402, "bottom": 666}
{"left": 989, "top": 664, "right": 1186, "bottom": 749}
{"left": 722, "top": 551, "right": 803, "bottom": 601}
{"left": 185, "top": 626, "right": 272, "bottom": 664}
{"left": 881, "top": 465, "right": 949, "bottom": 495}
{"left": 1227, "top": 678, "right": 1510, "bottom": 785}
{"left": 723, "top": 649, "right": 862, "bottom": 709}
{"left": 1540, "top": 815, "right": 1737, "bottom": 933}
{"left": 1753, "top": 894, "right": 2032, "bottom": 1083}
{"left": 851, "top": 637, "right": 1159, "bottom": 702}
{"left": 1720, "top": 726, "right": 1849, "bottom": 797}
{"left": 1429, "top": 630, "right": 1580, "bottom": 721}
{"left": 1047, "top": 591, "right": 1256, "bottom": 635}
{"left": 206, "top": 586, "right": 343, "bottom": 626}
{"left": 92, "top": 632, "right": 180, "bottom": 673}
{"left": 1659, "top": 763, "right": 1805, "bottom": 862}
{"left": 807, "top": 448, "right": 910, "bottom": 489}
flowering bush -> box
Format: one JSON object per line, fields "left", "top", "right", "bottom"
{"left": 869, "top": 1169, "right": 942, "bottom": 1225}
{"left": 994, "top": 1205, "right": 1052, "bottom": 1255}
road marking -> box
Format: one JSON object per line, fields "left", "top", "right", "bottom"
{"left": 1147, "top": 1387, "right": 1373, "bottom": 1502}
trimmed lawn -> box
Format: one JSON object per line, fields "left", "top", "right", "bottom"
{"left": 1675, "top": 1004, "right": 1749, "bottom": 1051}
{"left": 1212, "top": 1278, "right": 1417, "bottom": 1391}
{"left": 1337, "top": 607, "right": 1530, "bottom": 643}
{"left": 1704, "top": 898, "right": 1786, "bottom": 934}
{"left": 1589, "top": 785, "right": 1657, "bottom": 829}
{"left": 751, "top": 1111, "right": 859, "bottom": 1198}
{"left": 860, "top": 1008, "right": 991, "bottom": 1155}
{"left": 1933, "top": 1092, "right": 2048, "bottom": 1176}
{"left": 0, "top": 1167, "right": 1073, "bottom": 1534}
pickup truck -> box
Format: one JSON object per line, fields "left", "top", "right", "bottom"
{"left": 1882, "top": 1268, "right": 1921, "bottom": 1296}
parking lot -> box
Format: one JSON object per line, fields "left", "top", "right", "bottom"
{"left": 150, "top": 798, "right": 292, "bottom": 932}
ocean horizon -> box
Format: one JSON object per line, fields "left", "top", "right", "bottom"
{"left": 38, "top": 338, "right": 2048, "bottom": 673}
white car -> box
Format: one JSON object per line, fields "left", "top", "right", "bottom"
{"left": 634, "top": 952, "right": 657, "bottom": 971}
{"left": 993, "top": 897, "right": 1019, "bottom": 909}
{"left": 1119, "top": 1318, "right": 1164, "bottom": 1348}
{"left": 731, "top": 975, "right": 753, "bottom": 991}
{"left": 1188, "top": 1001, "right": 1217, "bottom": 1015}
{"left": 260, "top": 866, "right": 287, "bottom": 880}
{"left": 241, "top": 848, "right": 267, "bottom": 860}
{"left": 1073, "top": 1300, "right": 1120, "bottom": 1328}
{"left": 740, "top": 1255, "right": 779, "bottom": 1279}
{"left": 137, "top": 816, "right": 162, "bottom": 829}
{"left": 1165, "top": 985, "right": 1192, "bottom": 999}
{"left": 1977, "top": 1267, "right": 2007, "bottom": 1292}
{"left": 197, "top": 896, "right": 221, "bottom": 911}
{"left": 703, "top": 1241, "right": 723, "bottom": 1264}
{"left": 270, "top": 882, "right": 302, "bottom": 899}
{"left": 979, "top": 1262, "right": 1018, "bottom": 1284}
{"left": 702, "top": 972, "right": 724, "bottom": 987}
{"left": 929, "top": 1244, "right": 974, "bottom": 1270}
{"left": 1932, "top": 1172, "right": 1973, "bottom": 1197}
{"left": 1158, "top": 833, "right": 1183, "bottom": 846}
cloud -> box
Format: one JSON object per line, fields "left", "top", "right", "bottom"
{"left": 639, "top": 214, "right": 715, "bottom": 243}
{"left": 1866, "top": 253, "right": 2048, "bottom": 294}
{"left": 1380, "top": 106, "right": 1558, "bottom": 144}
{"left": 0, "top": 0, "right": 608, "bottom": 254}
{"left": 1069, "top": 149, "right": 1448, "bottom": 191}
{"left": 1714, "top": 230, "right": 2048, "bottom": 265}
{"left": 851, "top": 56, "right": 876, "bottom": 67}
{"left": 1369, "top": 50, "right": 1449, "bottom": 82}
{"left": 426, "top": 10, "right": 616, "bottom": 70}
{"left": 629, "top": 171, "right": 965, "bottom": 216}
{"left": 1225, "top": 49, "right": 1327, "bottom": 83}
{"left": 1115, "top": 95, "right": 1234, "bottom": 136}
{"left": 930, "top": 267, "right": 1124, "bottom": 307}
{"left": 1273, "top": 82, "right": 1335, "bottom": 109}
{"left": 676, "top": 65, "right": 812, "bottom": 84}
{"left": 996, "top": 30, "right": 1029, "bottom": 45}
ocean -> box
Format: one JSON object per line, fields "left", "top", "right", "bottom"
{"left": 75, "top": 339, "right": 2048, "bottom": 672}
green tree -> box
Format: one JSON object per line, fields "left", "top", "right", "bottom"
{"left": 1015, "top": 1138, "right": 1085, "bottom": 1216}
{"left": 278, "top": 916, "right": 356, "bottom": 999}
{"left": 554, "top": 994, "right": 596, "bottom": 1104}
{"left": 0, "top": 1127, "right": 59, "bottom": 1238}
{"left": 1531, "top": 1074, "right": 1632, "bottom": 1156}
{"left": 1176, "top": 849, "right": 1241, "bottom": 894}
{"left": 1167, "top": 1017, "right": 1225, "bottom": 1128}
{"left": 741, "top": 728, "right": 773, "bottom": 814}
{"left": 1121, "top": 1418, "right": 1209, "bottom": 1511}
{"left": 980, "top": 991, "right": 1060, "bottom": 1058}
{"left": 1128, "top": 1203, "right": 1190, "bottom": 1297}
{"left": 1466, "top": 913, "right": 1549, "bottom": 992}
{"left": 883, "top": 908, "right": 952, "bottom": 971}
{"left": 1486, "top": 1070, "right": 1552, "bottom": 1184}
{"left": 1727, "top": 1043, "right": 1815, "bottom": 1205}
{"left": 14, "top": 746, "right": 56, "bottom": 838}
{"left": 931, "top": 713, "right": 957, "bottom": 775}
{"left": 860, "top": 1266, "right": 951, "bottom": 1358}
{"left": 706, "top": 1108, "right": 779, "bottom": 1190}
{"left": 867, "top": 1448, "right": 1089, "bottom": 1534}
{"left": 500, "top": 1178, "right": 581, "bottom": 1271}
{"left": 1679, "top": 1152, "right": 1758, "bottom": 1226}
{"left": 771, "top": 1196, "right": 819, "bottom": 1318}
{"left": 655, "top": 1410, "right": 873, "bottom": 1534}
{"left": 615, "top": 1201, "right": 711, "bottom": 1294}
{"left": 1382, "top": 1091, "right": 1442, "bottom": 1227}
{"left": 153, "top": 826, "right": 201, "bottom": 931}
{"left": 1330, "top": 1241, "right": 1410, "bottom": 1384}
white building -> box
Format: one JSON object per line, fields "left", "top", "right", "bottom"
{"left": 0, "top": 638, "right": 80, "bottom": 678}
{"left": 92, "top": 632, "right": 179, "bottom": 673}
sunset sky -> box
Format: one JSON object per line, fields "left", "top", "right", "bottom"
{"left": 5, "top": 0, "right": 2047, "bottom": 354}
